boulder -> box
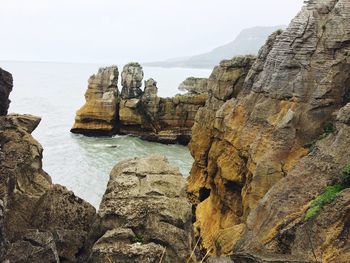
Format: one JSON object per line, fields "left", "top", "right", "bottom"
{"left": 85, "top": 155, "right": 193, "bottom": 263}
{"left": 71, "top": 66, "right": 119, "bottom": 135}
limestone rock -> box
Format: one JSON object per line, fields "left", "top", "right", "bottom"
{"left": 0, "top": 114, "right": 96, "bottom": 262}
{"left": 178, "top": 77, "right": 208, "bottom": 94}
{"left": 187, "top": 0, "right": 350, "bottom": 261}
{"left": 0, "top": 67, "right": 13, "bottom": 116}
{"left": 85, "top": 155, "right": 193, "bottom": 263}
{"left": 120, "top": 62, "right": 144, "bottom": 99}
{"left": 71, "top": 66, "right": 119, "bottom": 135}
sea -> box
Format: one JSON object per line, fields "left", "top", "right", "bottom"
{"left": 1, "top": 61, "right": 212, "bottom": 207}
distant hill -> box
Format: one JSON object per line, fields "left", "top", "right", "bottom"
{"left": 144, "top": 26, "right": 285, "bottom": 69}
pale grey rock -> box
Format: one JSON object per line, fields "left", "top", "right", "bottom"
{"left": 178, "top": 77, "right": 208, "bottom": 94}
{"left": 121, "top": 62, "right": 144, "bottom": 99}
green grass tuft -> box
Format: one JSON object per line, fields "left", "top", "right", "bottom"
{"left": 304, "top": 184, "right": 345, "bottom": 221}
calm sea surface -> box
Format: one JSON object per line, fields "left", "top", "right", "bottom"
{"left": 1, "top": 61, "right": 211, "bottom": 207}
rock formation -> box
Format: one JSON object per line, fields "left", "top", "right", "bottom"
{"left": 0, "top": 113, "right": 96, "bottom": 262}
{"left": 83, "top": 155, "right": 193, "bottom": 263}
{"left": 187, "top": 0, "right": 350, "bottom": 262}
{"left": 120, "top": 62, "right": 144, "bottom": 99}
{"left": 71, "top": 66, "right": 119, "bottom": 135}
{"left": 71, "top": 64, "right": 207, "bottom": 144}
{"left": 1, "top": 69, "right": 195, "bottom": 262}
{"left": 178, "top": 77, "right": 208, "bottom": 94}
{"left": 0, "top": 67, "right": 13, "bottom": 115}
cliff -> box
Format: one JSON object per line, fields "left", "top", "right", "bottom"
{"left": 188, "top": 0, "right": 350, "bottom": 262}
{"left": 71, "top": 63, "right": 207, "bottom": 144}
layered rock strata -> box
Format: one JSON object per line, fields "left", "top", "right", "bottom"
{"left": 71, "top": 66, "right": 119, "bottom": 135}
{"left": 188, "top": 0, "right": 350, "bottom": 262}
{"left": 71, "top": 64, "right": 207, "bottom": 144}
{"left": 83, "top": 155, "right": 193, "bottom": 263}
{"left": 178, "top": 77, "right": 208, "bottom": 94}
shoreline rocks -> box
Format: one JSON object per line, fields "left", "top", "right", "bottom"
{"left": 71, "top": 63, "right": 207, "bottom": 144}
{"left": 178, "top": 77, "right": 208, "bottom": 95}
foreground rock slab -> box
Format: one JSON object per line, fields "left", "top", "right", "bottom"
{"left": 85, "top": 155, "right": 193, "bottom": 263}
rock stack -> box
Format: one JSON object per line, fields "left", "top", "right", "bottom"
{"left": 71, "top": 66, "right": 119, "bottom": 135}
{"left": 120, "top": 62, "right": 144, "bottom": 99}
{"left": 71, "top": 63, "right": 207, "bottom": 144}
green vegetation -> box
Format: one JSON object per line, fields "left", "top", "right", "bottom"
{"left": 276, "top": 28, "right": 284, "bottom": 35}
{"left": 304, "top": 161, "right": 350, "bottom": 221}
{"left": 133, "top": 234, "right": 144, "bottom": 243}
{"left": 304, "top": 184, "right": 344, "bottom": 221}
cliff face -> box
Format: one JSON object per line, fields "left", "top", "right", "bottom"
{"left": 188, "top": 0, "right": 350, "bottom": 261}
{"left": 71, "top": 63, "right": 207, "bottom": 144}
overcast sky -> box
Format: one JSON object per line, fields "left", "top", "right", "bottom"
{"left": 0, "top": 0, "right": 304, "bottom": 64}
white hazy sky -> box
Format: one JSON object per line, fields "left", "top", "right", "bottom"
{"left": 0, "top": 0, "right": 305, "bottom": 64}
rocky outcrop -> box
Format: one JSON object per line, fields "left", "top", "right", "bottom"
{"left": 71, "top": 64, "right": 207, "bottom": 144}
{"left": 120, "top": 62, "right": 144, "bottom": 99}
{"left": 0, "top": 114, "right": 96, "bottom": 263}
{"left": 71, "top": 66, "right": 119, "bottom": 135}
{"left": 188, "top": 0, "right": 350, "bottom": 262}
{"left": 0, "top": 67, "right": 13, "bottom": 115}
{"left": 178, "top": 77, "right": 208, "bottom": 94}
{"left": 84, "top": 155, "right": 193, "bottom": 263}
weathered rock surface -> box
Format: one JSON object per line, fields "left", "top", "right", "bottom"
{"left": 120, "top": 62, "right": 144, "bottom": 99}
{"left": 0, "top": 67, "right": 13, "bottom": 115}
{"left": 178, "top": 77, "right": 208, "bottom": 94}
{"left": 84, "top": 155, "right": 193, "bottom": 263}
{"left": 71, "top": 66, "right": 119, "bottom": 135}
{"left": 0, "top": 113, "right": 96, "bottom": 263}
{"left": 188, "top": 0, "right": 350, "bottom": 262}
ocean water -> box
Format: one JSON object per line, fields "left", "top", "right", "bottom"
{"left": 1, "top": 61, "right": 212, "bottom": 207}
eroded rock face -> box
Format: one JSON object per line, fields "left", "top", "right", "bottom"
{"left": 71, "top": 66, "right": 119, "bottom": 135}
{"left": 188, "top": 0, "right": 350, "bottom": 261}
{"left": 120, "top": 62, "right": 144, "bottom": 99}
{"left": 85, "top": 155, "right": 193, "bottom": 263}
{"left": 0, "top": 67, "right": 13, "bottom": 116}
{"left": 0, "top": 114, "right": 96, "bottom": 262}
{"left": 178, "top": 77, "right": 208, "bottom": 94}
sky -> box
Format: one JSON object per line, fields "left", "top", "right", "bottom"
{"left": 0, "top": 0, "right": 305, "bottom": 64}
